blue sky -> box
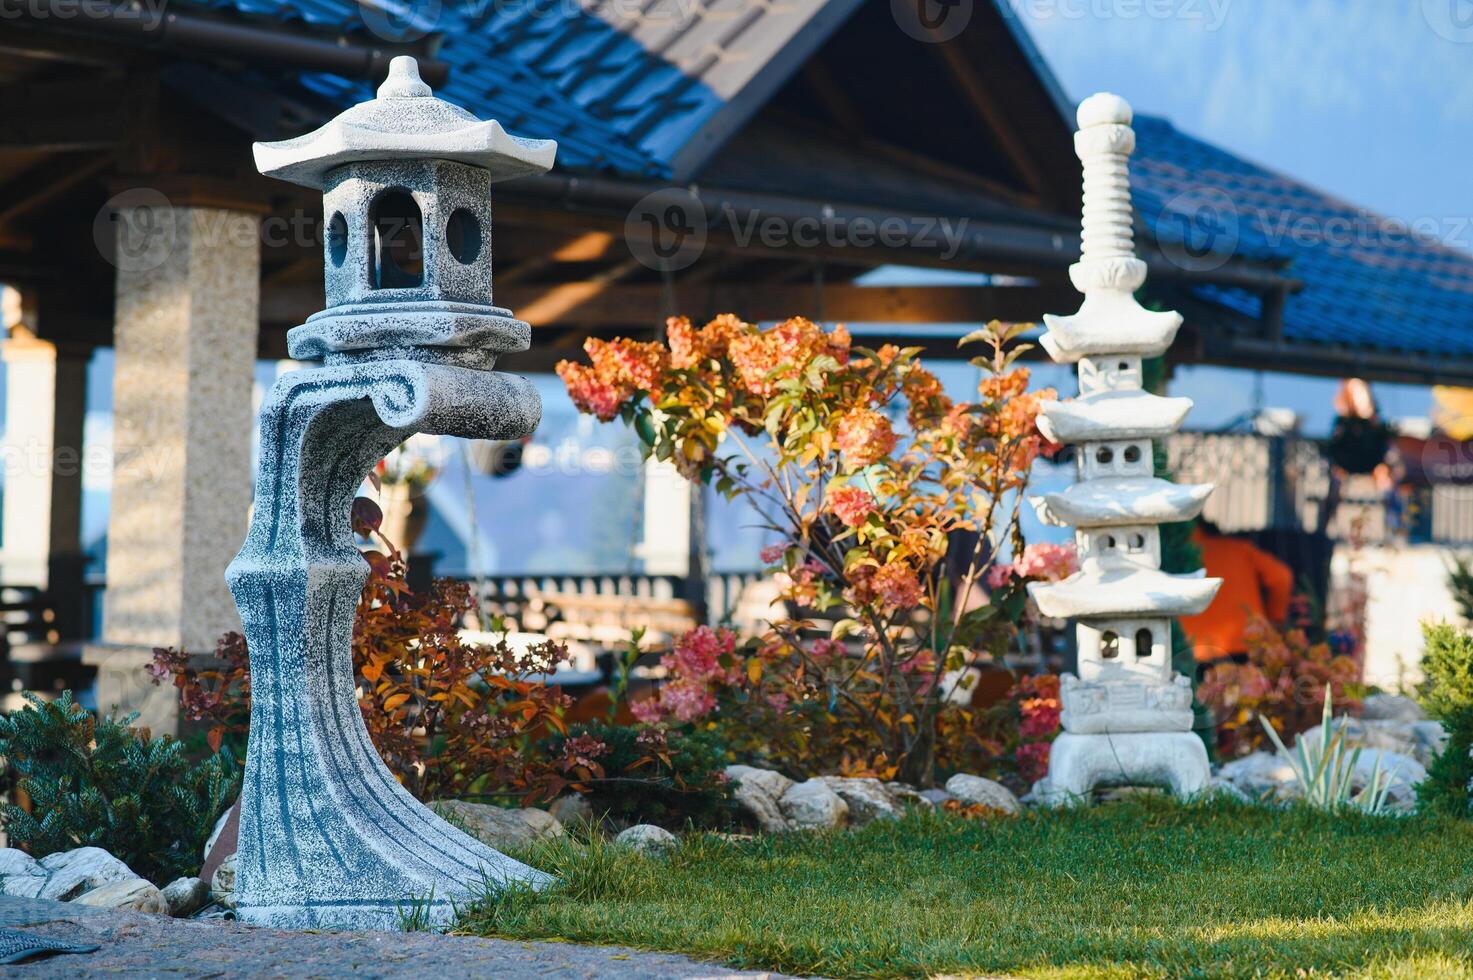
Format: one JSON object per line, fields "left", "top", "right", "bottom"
{"left": 1012, "top": 0, "right": 1473, "bottom": 228}
{"left": 1006, "top": 0, "right": 1473, "bottom": 433}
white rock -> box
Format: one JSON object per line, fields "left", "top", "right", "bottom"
{"left": 1299, "top": 717, "right": 1447, "bottom": 768}
{"left": 1217, "top": 751, "right": 1298, "bottom": 801}
{"left": 548, "top": 794, "right": 595, "bottom": 829}
{"left": 203, "top": 806, "right": 233, "bottom": 863}
{"left": 161, "top": 876, "right": 211, "bottom": 917}
{"left": 211, "top": 853, "right": 237, "bottom": 908}
{"left": 0, "top": 848, "right": 39, "bottom": 877}
{"left": 724, "top": 765, "right": 794, "bottom": 832}
{"left": 1353, "top": 748, "right": 1426, "bottom": 810}
{"left": 0, "top": 848, "right": 46, "bottom": 899}
{"left": 818, "top": 777, "right": 902, "bottom": 825}
{"left": 429, "top": 800, "right": 564, "bottom": 849}
{"left": 74, "top": 878, "right": 167, "bottom": 914}
{"left": 613, "top": 824, "right": 677, "bottom": 855}
{"left": 918, "top": 788, "right": 954, "bottom": 807}
{"left": 779, "top": 778, "right": 848, "bottom": 830}
{"left": 1361, "top": 694, "right": 1425, "bottom": 723}
{"left": 884, "top": 782, "right": 933, "bottom": 807}
{"left": 0, "top": 874, "right": 47, "bottom": 898}
{"left": 944, "top": 774, "right": 1022, "bottom": 814}
{"left": 37, "top": 847, "right": 139, "bottom": 902}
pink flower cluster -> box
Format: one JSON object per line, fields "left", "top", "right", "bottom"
{"left": 986, "top": 542, "right": 1079, "bottom": 589}
{"left": 1010, "top": 673, "right": 1062, "bottom": 783}
{"left": 775, "top": 559, "right": 828, "bottom": 606}
{"left": 631, "top": 626, "right": 741, "bottom": 724}
{"left": 826, "top": 485, "right": 878, "bottom": 527}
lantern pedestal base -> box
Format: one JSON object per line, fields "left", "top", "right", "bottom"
{"left": 1035, "top": 731, "right": 1210, "bottom": 806}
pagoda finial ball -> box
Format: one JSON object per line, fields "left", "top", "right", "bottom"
{"left": 1077, "top": 93, "right": 1133, "bottom": 129}
{"left": 378, "top": 56, "right": 432, "bottom": 99}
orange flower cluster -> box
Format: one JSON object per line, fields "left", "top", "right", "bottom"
{"left": 833, "top": 408, "right": 897, "bottom": 469}
{"left": 556, "top": 337, "right": 668, "bottom": 421}
{"left": 558, "top": 315, "right": 1052, "bottom": 785}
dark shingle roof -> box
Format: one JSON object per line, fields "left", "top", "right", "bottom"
{"left": 1132, "top": 114, "right": 1473, "bottom": 358}
{"left": 179, "top": 1, "right": 1473, "bottom": 365}
{"left": 181, "top": 0, "right": 838, "bottom": 179}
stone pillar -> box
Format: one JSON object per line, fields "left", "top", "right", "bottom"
{"left": 1, "top": 325, "right": 88, "bottom": 637}
{"left": 103, "top": 202, "right": 259, "bottom": 653}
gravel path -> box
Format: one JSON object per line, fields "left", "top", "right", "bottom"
{"left": 1, "top": 897, "right": 797, "bottom": 978}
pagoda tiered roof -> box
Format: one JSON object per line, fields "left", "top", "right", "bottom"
{"left": 254, "top": 58, "right": 558, "bottom": 190}
{"left": 1032, "top": 477, "right": 1212, "bottom": 528}
{"left": 1028, "top": 566, "right": 1221, "bottom": 619}
{"left": 1037, "top": 389, "right": 1193, "bottom": 443}
{"left": 1039, "top": 293, "right": 1183, "bottom": 363}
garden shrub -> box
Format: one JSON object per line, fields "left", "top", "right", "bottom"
{"left": 1417, "top": 622, "right": 1473, "bottom": 817}
{"left": 557, "top": 316, "right": 1054, "bottom": 786}
{"left": 544, "top": 721, "right": 733, "bottom": 830}
{"left": 0, "top": 692, "right": 238, "bottom": 883}
{"left": 1196, "top": 615, "right": 1362, "bottom": 758}
{"left": 152, "top": 505, "right": 588, "bottom": 804}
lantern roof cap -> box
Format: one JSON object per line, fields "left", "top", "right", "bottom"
{"left": 253, "top": 56, "right": 557, "bottom": 190}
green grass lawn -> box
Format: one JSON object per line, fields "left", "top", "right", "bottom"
{"left": 461, "top": 795, "right": 1473, "bottom": 979}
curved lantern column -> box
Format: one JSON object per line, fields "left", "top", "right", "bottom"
{"left": 227, "top": 57, "right": 558, "bottom": 929}
{"left": 1027, "top": 94, "right": 1222, "bottom": 805}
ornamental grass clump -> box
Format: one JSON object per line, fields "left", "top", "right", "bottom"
{"left": 558, "top": 315, "right": 1057, "bottom": 786}
{"left": 1259, "top": 690, "right": 1393, "bottom": 815}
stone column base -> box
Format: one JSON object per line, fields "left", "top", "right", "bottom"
{"left": 1036, "top": 730, "right": 1210, "bottom": 806}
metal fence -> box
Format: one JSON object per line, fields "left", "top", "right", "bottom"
{"left": 1166, "top": 431, "right": 1464, "bottom": 544}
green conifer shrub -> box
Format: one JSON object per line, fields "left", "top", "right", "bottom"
{"left": 1417, "top": 623, "right": 1473, "bottom": 817}
{"left": 0, "top": 692, "right": 239, "bottom": 882}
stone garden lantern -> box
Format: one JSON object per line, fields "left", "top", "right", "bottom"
{"left": 226, "top": 57, "right": 557, "bottom": 929}
{"left": 1028, "top": 94, "right": 1221, "bottom": 803}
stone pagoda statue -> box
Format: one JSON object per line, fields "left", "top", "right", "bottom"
{"left": 227, "top": 57, "right": 557, "bottom": 929}
{"left": 1027, "top": 93, "right": 1221, "bottom": 804}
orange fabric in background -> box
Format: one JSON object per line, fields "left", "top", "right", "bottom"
{"left": 1179, "top": 529, "right": 1294, "bottom": 662}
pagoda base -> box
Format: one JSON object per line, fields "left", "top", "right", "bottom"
{"left": 1035, "top": 731, "right": 1209, "bottom": 806}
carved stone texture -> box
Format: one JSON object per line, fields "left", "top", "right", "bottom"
{"left": 227, "top": 57, "right": 558, "bottom": 930}
{"left": 1028, "top": 94, "right": 1217, "bottom": 804}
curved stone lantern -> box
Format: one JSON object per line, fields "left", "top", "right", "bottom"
{"left": 226, "top": 57, "right": 557, "bottom": 930}
{"left": 1029, "top": 94, "right": 1221, "bottom": 803}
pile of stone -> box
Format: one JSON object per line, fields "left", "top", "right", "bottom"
{"left": 0, "top": 847, "right": 211, "bottom": 917}
{"left": 722, "top": 766, "right": 1019, "bottom": 831}
{"left": 1213, "top": 694, "right": 1441, "bottom": 811}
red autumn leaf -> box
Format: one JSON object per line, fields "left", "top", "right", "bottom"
{"left": 351, "top": 495, "right": 383, "bottom": 536}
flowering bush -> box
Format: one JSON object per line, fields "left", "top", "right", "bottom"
{"left": 1196, "top": 616, "right": 1363, "bottom": 758}
{"left": 558, "top": 315, "right": 1054, "bottom": 785}
{"left": 152, "top": 500, "right": 673, "bottom": 805}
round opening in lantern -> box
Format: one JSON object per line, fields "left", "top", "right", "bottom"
{"left": 446, "top": 208, "right": 482, "bottom": 265}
